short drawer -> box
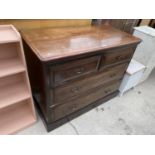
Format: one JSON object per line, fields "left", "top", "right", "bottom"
{"left": 50, "top": 56, "right": 99, "bottom": 86}
{"left": 51, "top": 80, "right": 121, "bottom": 121}
{"left": 100, "top": 47, "right": 134, "bottom": 68}
{"left": 52, "top": 63, "right": 128, "bottom": 103}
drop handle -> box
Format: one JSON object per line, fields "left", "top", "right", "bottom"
{"left": 110, "top": 73, "right": 116, "bottom": 78}
{"left": 115, "top": 55, "right": 122, "bottom": 60}
{"left": 69, "top": 104, "right": 77, "bottom": 111}
{"left": 105, "top": 89, "right": 111, "bottom": 94}
{"left": 73, "top": 104, "right": 77, "bottom": 110}
{"left": 75, "top": 67, "right": 85, "bottom": 74}
{"left": 71, "top": 87, "right": 79, "bottom": 93}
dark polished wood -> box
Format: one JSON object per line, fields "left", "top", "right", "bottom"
{"left": 21, "top": 25, "right": 141, "bottom": 131}
{"left": 100, "top": 46, "right": 135, "bottom": 67}
{"left": 53, "top": 63, "right": 128, "bottom": 104}
{"left": 21, "top": 25, "right": 140, "bottom": 61}
{"left": 51, "top": 79, "right": 121, "bottom": 121}
{"left": 51, "top": 55, "right": 99, "bottom": 86}
{"left": 35, "top": 91, "right": 119, "bottom": 132}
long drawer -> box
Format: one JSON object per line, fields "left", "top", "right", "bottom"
{"left": 52, "top": 63, "right": 128, "bottom": 104}
{"left": 51, "top": 79, "right": 121, "bottom": 121}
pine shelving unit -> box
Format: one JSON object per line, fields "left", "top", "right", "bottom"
{"left": 0, "top": 25, "right": 36, "bottom": 134}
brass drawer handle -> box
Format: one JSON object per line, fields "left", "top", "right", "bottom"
{"left": 115, "top": 55, "right": 129, "bottom": 61}
{"left": 105, "top": 89, "right": 111, "bottom": 94}
{"left": 69, "top": 104, "right": 77, "bottom": 111}
{"left": 62, "top": 104, "right": 78, "bottom": 115}
{"left": 110, "top": 73, "right": 116, "bottom": 78}
{"left": 115, "top": 55, "right": 122, "bottom": 60}
{"left": 124, "top": 55, "right": 129, "bottom": 59}
{"left": 71, "top": 87, "right": 79, "bottom": 93}
{"left": 75, "top": 67, "right": 85, "bottom": 74}
{"left": 73, "top": 104, "right": 77, "bottom": 110}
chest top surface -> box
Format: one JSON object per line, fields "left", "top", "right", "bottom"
{"left": 21, "top": 25, "right": 140, "bottom": 61}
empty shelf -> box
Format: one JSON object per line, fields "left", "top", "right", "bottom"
{"left": 0, "top": 82, "right": 30, "bottom": 109}
{"left": 0, "top": 25, "right": 36, "bottom": 135}
{"left": 0, "top": 25, "right": 20, "bottom": 43}
{"left": 0, "top": 101, "right": 36, "bottom": 135}
{"left": 0, "top": 59, "right": 25, "bottom": 78}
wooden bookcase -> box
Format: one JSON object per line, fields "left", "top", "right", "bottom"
{"left": 0, "top": 25, "right": 36, "bottom": 134}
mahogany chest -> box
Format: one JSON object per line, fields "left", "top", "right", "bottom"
{"left": 21, "top": 25, "right": 141, "bottom": 131}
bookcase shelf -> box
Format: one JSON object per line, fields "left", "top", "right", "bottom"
{"left": 0, "top": 41, "right": 26, "bottom": 77}
{"left": 0, "top": 99, "right": 35, "bottom": 135}
{"left": 0, "top": 59, "right": 25, "bottom": 78}
{"left": 0, "top": 73, "right": 30, "bottom": 109}
{"left": 0, "top": 25, "right": 36, "bottom": 135}
{"left": 0, "top": 25, "right": 20, "bottom": 43}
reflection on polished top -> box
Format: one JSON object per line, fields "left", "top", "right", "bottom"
{"left": 21, "top": 25, "right": 141, "bottom": 61}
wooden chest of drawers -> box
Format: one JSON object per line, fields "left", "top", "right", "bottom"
{"left": 21, "top": 25, "right": 140, "bottom": 131}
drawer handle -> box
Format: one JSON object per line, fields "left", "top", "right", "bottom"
{"left": 71, "top": 87, "right": 79, "bottom": 93}
{"left": 115, "top": 56, "right": 122, "bottom": 60}
{"left": 124, "top": 55, "right": 129, "bottom": 59}
{"left": 105, "top": 89, "right": 111, "bottom": 94}
{"left": 115, "top": 55, "right": 129, "bottom": 61}
{"left": 69, "top": 104, "right": 77, "bottom": 111}
{"left": 75, "top": 67, "right": 85, "bottom": 74}
{"left": 110, "top": 73, "right": 116, "bottom": 78}
{"left": 73, "top": 104, "right": 77, "bottom": 110}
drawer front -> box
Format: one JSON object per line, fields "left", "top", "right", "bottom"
{"left": 50, "top": 56, "right": 99, "bottom": 86}
{"left": 53, "top": 63, "right": 128, "bottom": 103}
{"left": 51, "top": 80, "right": 121, "bottom": 121}
{"left": 100, "top": 47, "right": 134, "bottom": 67}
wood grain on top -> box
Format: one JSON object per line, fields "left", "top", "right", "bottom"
{"left": 21, "top": 25, "right": 141, "bottom": 61}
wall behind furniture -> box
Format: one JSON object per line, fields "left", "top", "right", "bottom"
{"left": 140, "top": 19, "right": 151, "bottom": 26}
{"left": 0, "top": 19, "right": 92, "bottom": 30}
{"left": 92, "top": 19, "right": 140, "bottom": 34}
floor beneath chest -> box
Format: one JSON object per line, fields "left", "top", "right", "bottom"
{"left": 18, "top": 68, "right": 155, "bottom": 135}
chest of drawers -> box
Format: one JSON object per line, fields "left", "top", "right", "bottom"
{"left": 21, "top": 25, "right": 140, "bottom": 131}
